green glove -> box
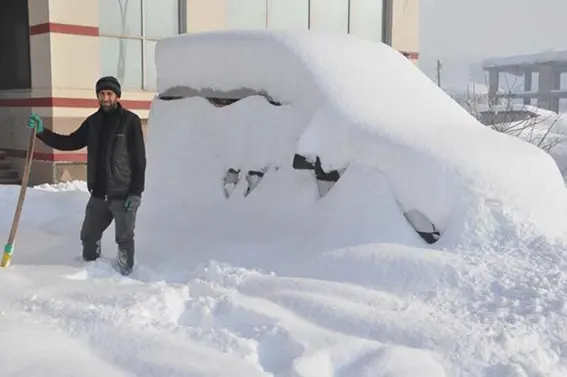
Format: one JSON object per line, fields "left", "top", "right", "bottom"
{"left": 124, "top": 195, "right": 141, "bottom": 212}
{"left": 28, "top": 112, "right": 44, "bottom": 133}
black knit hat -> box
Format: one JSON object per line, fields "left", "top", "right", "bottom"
{"left": 95, "top": 76, "right": 122, "bottom": 98}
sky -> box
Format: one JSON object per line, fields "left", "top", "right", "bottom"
{"left": 420, "top": 0, "right": 567, "bottom": 60}
{"left": 418, "top": 0, "right": 567, "bottom": 88}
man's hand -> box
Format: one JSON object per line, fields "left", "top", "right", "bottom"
{"left": 124, "top": 195, "right": 141, "bottom": 212}
{"left": 28, "top": 112, "right": 44, "bottom": 133}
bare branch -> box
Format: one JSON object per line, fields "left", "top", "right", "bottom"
{"left": 460, "top": 88, "right": 567, "bottom": 154}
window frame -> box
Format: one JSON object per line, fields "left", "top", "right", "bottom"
{"left": 305, "top": 0, "right": 350, "bottom": 34}
{"left": 381, "top": 0, "right": 393, "bottom": 45}
{"left": 266, "top": 0, "right": 392, "bottom": 44}
{"left": 98, "top": 0, "right": 186, "bottom": 91}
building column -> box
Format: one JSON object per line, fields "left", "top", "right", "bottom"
{"left": 390, "top": 0, "right": 419, "bottom": 63}
{"left": 537, "top": 65, "right": 553, "bottom": 112}
{"left": 1, "top": 0, "right": 152, "bottom": 185}
{"left": 550, "top": 68, "right": 561, "bottom": 113}
{"left": 488, "top": 69, "right": 500, "bottom": 105}
{"left": 0, "top": 0, "right": 53, "bottom": 185}
{"left": 25, "top": 0, "right": 101, "bottom": 184}
{"left": 523, "top": 71, "right": 532, "bottom": 105}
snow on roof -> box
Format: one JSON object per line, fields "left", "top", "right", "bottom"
{"left": 154, "top": 30, "right": 567, "bottom": 243}
{"left": 482, "top": 50, "right": 567, "bottom": 69}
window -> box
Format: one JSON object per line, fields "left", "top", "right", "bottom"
{"left": 226, "top": 0, "right": 267, "bottom": 29}
{"left": 268, "top": 0, "right": 309, "bottom": 30}
{"left": 309, "top": 0, "right": 349, "bottom": 34}
{"left": 99, "top": 0, "right": 183, "bottom": 91}
{"left": 349, "top": 0, "right": 383, "bottom": 41}
{"left": 0, "top": 0, "right": 31, "bottom": 90}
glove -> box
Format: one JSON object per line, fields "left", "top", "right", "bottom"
{"left": 124, "top": 195, "right": 141, "bottom": 212}
{"left": 28, "top": 112, "right": 44, "bottom": 133}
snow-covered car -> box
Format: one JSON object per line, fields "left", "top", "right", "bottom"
{"left": 144, "top": 30, "right": 567, "bottom": 249}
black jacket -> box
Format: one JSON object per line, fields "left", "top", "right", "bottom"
{"left": 38, "top": 103, "right": 146, "bottom": 198}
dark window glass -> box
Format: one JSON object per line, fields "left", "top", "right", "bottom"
{"left": 0, "top": 0, "right": 31, "bottom": 90}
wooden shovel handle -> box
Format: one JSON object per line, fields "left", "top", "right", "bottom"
{"left": 2, "top": 127, "right": 37, "bottom": 267}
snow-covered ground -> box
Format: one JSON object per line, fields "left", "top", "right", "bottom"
{"left": 1, "top": 30, "right": 567, "bottom": 377}
{"left": 1, "top": 177, "right": 567, "bottom": 377}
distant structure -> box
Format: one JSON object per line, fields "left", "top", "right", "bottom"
{"left": 481, "top": 50, "right": 567, "bottom": 113}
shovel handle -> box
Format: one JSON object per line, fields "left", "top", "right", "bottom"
{"left": 1, "top": 127, "right": 37, "bottom": 268}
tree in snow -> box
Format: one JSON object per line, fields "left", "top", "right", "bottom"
{"left": 453, "top": 73, "right": 567, "bottom": 156}
{"left": 470, "top": 98, "right": 566, "bottom": 153}
{"left": 457, "top": 92, "right": 567, "bottom": 179}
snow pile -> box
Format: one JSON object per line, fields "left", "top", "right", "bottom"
{"left": 551, "top": 142, "right": 567, "bottom": 180}
{"left": 154, "top": 29, "right": 567, "bottom": 247}
{"left": 2, "top": 179, "right": 567, "bottom": 376}
{"left": 32, "top": 180, "right": 89, "bottom": 192}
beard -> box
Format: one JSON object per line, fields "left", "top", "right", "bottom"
{"left": 100, "top": 102, "right": 117, "bottom": 112}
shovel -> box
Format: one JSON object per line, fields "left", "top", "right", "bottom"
{"left": 1, "top": 123, "right": 37, "bottom": 268}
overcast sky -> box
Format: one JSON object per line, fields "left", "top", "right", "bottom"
{"left": 420, "top": 0, "right": 567, "bottom": 61}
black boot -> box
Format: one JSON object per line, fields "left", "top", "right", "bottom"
{"left": 82, "top": 240, "right": 101, "bottom": 262}
{"left": 115, "top": 246, "right": 134, "bottom": 275}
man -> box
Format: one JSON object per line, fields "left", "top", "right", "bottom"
{"left": 27, "top": 76, "right": 146, "bottom": 275}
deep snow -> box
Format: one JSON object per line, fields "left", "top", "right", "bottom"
{"left": 2, "top": 172, "right": 567, "bottom": 377}
{"left": 1, "top": 30, "right": 567, "bottom": 377}
{"left": 2, "top": 180, "right": 567, "bottom": 377}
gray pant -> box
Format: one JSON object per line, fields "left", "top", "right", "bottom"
{"left": 80, "top": 196, "right": 140, "bottom": 267}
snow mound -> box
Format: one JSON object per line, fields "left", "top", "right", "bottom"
{"left": 153, "top": 29, "right": 567, "bottom": 247}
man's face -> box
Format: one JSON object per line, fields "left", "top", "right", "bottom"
{"left": 98, "top": 90, "right": 118, "bottom": 111}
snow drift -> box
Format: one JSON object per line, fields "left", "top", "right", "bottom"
{"left": 151, "top": 29, "right": 567, "bottom": 247}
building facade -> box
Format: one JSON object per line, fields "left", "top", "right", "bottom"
{"left": 0, "top": 0, "right": 419, "bottom": 185}
{"left": 482, "top": 51, "right": 567, "bottom": 113}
